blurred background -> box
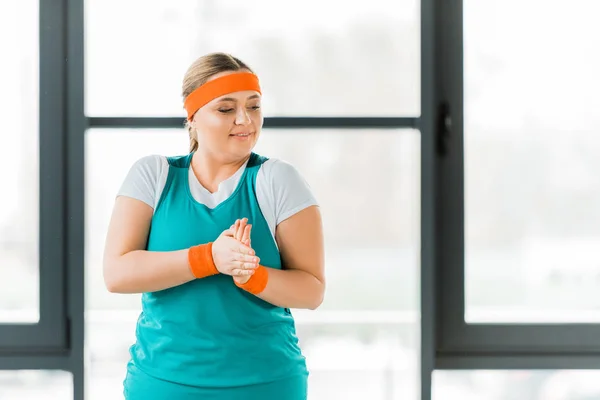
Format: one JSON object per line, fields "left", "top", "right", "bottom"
{"left": 1, "top": 0, "right": 600, "bottom": 399}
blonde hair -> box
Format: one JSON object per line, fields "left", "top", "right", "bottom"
{"left": 182, "top": 52, "right": 255, "bottom": 152}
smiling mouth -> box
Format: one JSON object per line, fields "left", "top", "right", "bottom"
{"left": 230, "top": 133, "right": 251, "bottom": 137}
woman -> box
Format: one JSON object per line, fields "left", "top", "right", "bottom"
{"left": 102, "top": 52, "right": 325, "bottom": 399}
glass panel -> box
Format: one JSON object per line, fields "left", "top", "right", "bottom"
{"left": 434, "top": 370, "right": 600, "bottom": 400}
{"left": 0, "top": 370, "right": 72, "bottom": 399}
{"left": 464, "top": 0, "right": 600, "bottom": 323}
{"left": 85, "top": 0, "right": 420, "bottom": 117}
{"left": 0, "top": 1, "right": 39, "bottom": 322}
{"left": 85, "top": 128, "right": 420, "bottom": 399}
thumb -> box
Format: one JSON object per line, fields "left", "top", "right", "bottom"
{"left": 220, "top": 227, "right": 235, "bottom": 237}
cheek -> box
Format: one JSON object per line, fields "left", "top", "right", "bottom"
{"left": 251, "top": 112, "right": 264, "bottom": 129}
{"left": 197, "top": 113, "right": 231, "bottom": 139}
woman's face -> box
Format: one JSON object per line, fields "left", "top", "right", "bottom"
{"left": 191, "top": 70, "right": 263, "bottom": 163}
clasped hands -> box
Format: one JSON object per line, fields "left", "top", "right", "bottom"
{"left": 211, "top": 218, "right": 260, "bottom": 285}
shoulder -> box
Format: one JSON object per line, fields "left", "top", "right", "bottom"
{"left": 257, "top": 157, "right": 318, "bottom": 225}
{"left": 129, "top": 154, "right": 167, "bottom": 174}
{"left": 118, "top": 154, "right": 169, "bottom": 209}
{"left": 259, "top": 157, "right": 308, "bottom": 186}
{"left": 122, "top": 154, "right": 167, "bottom": 185}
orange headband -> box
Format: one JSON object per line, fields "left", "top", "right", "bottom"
{"left": 184, "top": 72, "right": 261, "bottom": 120}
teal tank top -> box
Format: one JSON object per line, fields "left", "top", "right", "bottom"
{"left": 126, "top": 152, "right": 308, "bottom": 388}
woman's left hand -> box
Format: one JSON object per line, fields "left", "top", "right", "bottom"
{"left": 230, "top": 218, "right": 253, "bottom": 285}
{"left": 231, "top": 218, "right": 251, "bottom": 247}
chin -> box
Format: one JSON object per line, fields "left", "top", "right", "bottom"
{"left": 229, "top": 137, "right": 256, "bottom": 149}
{"left": 226, "top": 145, "right": 255, "bottom": 160}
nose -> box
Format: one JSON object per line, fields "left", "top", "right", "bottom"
{"left": 234, "top": 107, "right": 251, "bottom": 126}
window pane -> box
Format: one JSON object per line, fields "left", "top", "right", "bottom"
{"left": 85, "top": 0, "right": 420, "bottom": 117}
{"left": 85, "top": 129, "right": 420, "bottom": 399}
{"left": 434, "top": 370, "right": 600, "bottom": 400}
{"left": 0, "top": 1, "right": 39, "bottom": 322}
{"left": 0, "top": 370, "right": 72, "bottom": 399}
{"left": 464, "top": 1, "right": 600, "bottom": 323}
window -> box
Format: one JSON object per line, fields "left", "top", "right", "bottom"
{"left": 85, "top": 128, "right": 420, "bottom": 399}
{"left": 19, "top": 0, "right": 597, "bottom": 398}
{"left": 438, "top": 0, "right": 600, "bottom": 355}
{"left": 0, "top": 0, "right": 70, "bottom": 353}
{"left": 464, "top": 0, "right": 600, "bottom": 324}
{"left": 0, "top": 371, "right": 72, "bottom": 400}
{"left": 0, "top": 0, "right": 39, "bottom": 323}
{"left": 433, "top": 370, "right": 600, "bottom": 400}
{"left": 84, "top": 0, "right": 420, "bottom": 117}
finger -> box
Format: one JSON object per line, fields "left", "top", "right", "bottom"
{"left": 241, "top": 239, "right": 250, "bottom": 247}
{"left": 241, "top": 224, "right": 251, "bottom": 246}
{"left": 236, "top": 219, "right": 248, "bottom": 242}
{"left": 221, "top": 227, "right": 235, "bottom": 237}
{"left": 232, "top": 269, "right": 254, "bottom": 276}
{"left": 231, "top": 253, "right": 260, "bottom": 264}
{"left": 233, "top": 220, "right": 241, "bottom": 240}
{"left": 233, "top": 253, "right": 260, "bottom": 263}
{"left": 233, "top": 261, "right": 258, "bottom": 270}
{"left": 237, "top": 243, "right": 255, "bottom": 255}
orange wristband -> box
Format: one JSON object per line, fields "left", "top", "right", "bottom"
{"left": 188, "top": 242, "right": 219, "bottom": 278}
{"left": 235, "top": 265, "right": 269, "bottom": 295}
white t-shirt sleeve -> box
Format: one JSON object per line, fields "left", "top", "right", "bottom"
{"left": 117, "top": 155, "right": 169, "bottom": 209}
{"left": 257, "top": 159, "right": 319, "bottom": 234}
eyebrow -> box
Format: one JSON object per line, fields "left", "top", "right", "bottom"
{"left": 216, "top": 94, "right": 261, "bottom": 102}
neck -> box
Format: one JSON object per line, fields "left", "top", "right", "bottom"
{"left": 190, "top": 150, "right": 250, "bottom": 193}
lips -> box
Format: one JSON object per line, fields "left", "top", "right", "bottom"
{"left": 230, "top": 132, "right": 251, "bottom": 137}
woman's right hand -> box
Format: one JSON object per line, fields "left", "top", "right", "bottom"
{"left": 211, "top": 226, "right": 259, "bottom": 277}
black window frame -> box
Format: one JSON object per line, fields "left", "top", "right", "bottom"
{"left": 0, "top": 0, "right": 71, "bottom": 359}
{"left": 433, "top": 0, "right": 600, "bottom": 371}
{"left": 1, "top": 1, "right": 595, "bottom": 399}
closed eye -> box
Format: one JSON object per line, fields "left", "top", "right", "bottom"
{"left": 218, "top": 108, "right": 234, "bottom": 113}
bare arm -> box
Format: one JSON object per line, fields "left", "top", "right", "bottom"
{"left": 103, "top": 196, "right": 258, "bottom": 294}
{"left": 253, "top": 205, "right": 325, "bottom": 310}
{"left": 102, "top": 196, "right": 196, "bottom": 294}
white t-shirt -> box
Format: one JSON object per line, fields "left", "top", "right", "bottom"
{"left": 117, "top": 155, "right": 318, "bottom": 241}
